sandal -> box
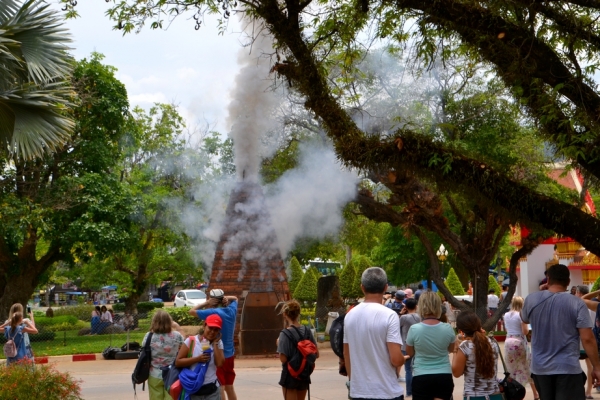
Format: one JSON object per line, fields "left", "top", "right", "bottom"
{"left": 586, "top": 396, "right": 594, "bottom": 399}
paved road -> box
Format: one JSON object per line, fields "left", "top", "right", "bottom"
{"left": 52, "top": 348, "right": 558, "bottom": 400}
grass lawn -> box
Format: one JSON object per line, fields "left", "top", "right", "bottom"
{"left": 1, "top": 318, "right": 152, "bottom": 358}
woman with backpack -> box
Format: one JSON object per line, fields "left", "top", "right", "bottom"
{"left": 276, "top": 299, "right": 319, "bottom": 400}
{"left": 3, "top": 311, "right": 38, "bottom": 365}
{"left": 1, "top": 303, "right": 37, "bottom": 362}
{"left": 452, "top": 311, "right": 503, "bottom": 400}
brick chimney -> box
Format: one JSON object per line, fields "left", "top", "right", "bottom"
{"left": 208, "top": 181, "right": 290, "bottom": 355}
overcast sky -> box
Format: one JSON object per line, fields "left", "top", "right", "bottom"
{"left": 50, "top": 1, "right": 244, "bottom": 134}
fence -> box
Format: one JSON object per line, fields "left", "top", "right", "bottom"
{"left": 0, "top": 305, "right": 201, "bottom": 358}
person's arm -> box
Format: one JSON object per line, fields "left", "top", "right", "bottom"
{"left": 188, "top": 298, "right": 220, "bottom": 317}
{"left": 387, "top": 342, "right": 404, "bottom": 367}
{"left": 343, "top": 343, "right": 351, "bottom": 379}
{"left": 521, "top": 321, "right": 529, "bottom": 336}
{"left": 583, "top": 290, "right": 600, "bottom": 301}
{"left": 451, "top": 346, "right": 467, "bottom": 377}
{"left": 23, "top": 325, "right": 38, "bottom": 334}
{"left": 221, "top": 296, "right": 238, "bottom": 307}
{"left": 406, "top": 344, "right": 414, "bottom": 357}
{"left": 581, "top": 328, "right": 600, "bottom": 386}
{"left": 213, "top": 340, "right": 225, "bottom": 367}
{"left": 28, "top": 312, "right": 35, "bottom": 327}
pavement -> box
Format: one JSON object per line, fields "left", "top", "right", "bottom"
{"left": 45, "top": 347, "right": 560, "bottom": 400}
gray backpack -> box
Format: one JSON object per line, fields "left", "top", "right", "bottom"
{"left": 3, "top": 327, "right": 19, "bottom": 358}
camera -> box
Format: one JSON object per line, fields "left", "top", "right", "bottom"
{"left": 27, "top": 306, "right": 31, "bottom": 314}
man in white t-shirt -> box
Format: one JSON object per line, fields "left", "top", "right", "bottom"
{"left": 343, "top": 267, "right": 406, "bottom": 400}
{"left": 487, "top": 289, "right": 499, "bottom": 313}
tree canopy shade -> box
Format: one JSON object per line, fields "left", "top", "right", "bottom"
{"left": 0, "top": 0, "right": 74, "bottom": 160}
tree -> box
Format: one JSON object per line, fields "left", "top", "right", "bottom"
{"left": 287, "top": 256, "right": 304, "bottom": 295}
{"left": 0, "top": 54, "right": 132, "bottom": 319}
{"left": 349, "top": 255, "right": 372, "bottom": 299}
{"left": 0, "top": 0, "right": 74, "bottom": 160}
{"left": 488, "top": 275, "right": 502, "bottom": 297}
{"left": 445, "top": 268, "right": 465, "bottom": 296}
{"left": 593, "top": 276, "right": 600, "bottom": 292}
{"left": 293, "top": 268, "right": 318, "bottom": 303}
{"left": 338, "top": 262, "right": 356, "bottom": 300}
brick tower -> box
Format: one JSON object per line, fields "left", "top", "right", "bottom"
{"left": 208, "top": 181, "right": 290, "bottom": 355}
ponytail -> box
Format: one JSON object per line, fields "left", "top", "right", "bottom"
{"left": 472, "top": 330, "right": 495, "bottom": 379}
{"left": 10, "top": 311, "right": 22, "bottom": 331}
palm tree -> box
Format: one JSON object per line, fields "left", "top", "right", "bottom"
{"left": 0, "top": 0, "right": 74, "bottom": 160}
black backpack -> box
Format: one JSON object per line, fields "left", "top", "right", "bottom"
{"left": 329, "top": 313, "right": 345, "bottom": 359}
{"left": 282, "top": 326, "right": 317, "bottom": 382}
{"left": 102, "top": 346, "right": 120, "bottom": 360}
{"left": 132, "top": 332, "right": 153, "bottom": 394}
{"left": 390, "top": 301, "right": 404, "bottom": 315}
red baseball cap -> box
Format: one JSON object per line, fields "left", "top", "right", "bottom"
{"left": 205, "top": 314, "right": 222, "bottom": 329}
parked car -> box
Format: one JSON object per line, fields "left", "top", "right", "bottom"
{"left": 174, "top": 289, "right": 207, "bottom": 307}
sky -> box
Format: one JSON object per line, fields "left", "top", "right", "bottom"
{"left": 50, "top": 1, "right": 244, "bottom": 134}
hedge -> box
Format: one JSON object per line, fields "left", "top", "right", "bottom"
{"left": 113, "top": 301, "right": 163, "bottom": 313}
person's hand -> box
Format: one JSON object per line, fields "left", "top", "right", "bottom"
{"left": 197, "top": 353, "right": 211, "bottom": 363}
{"left": 207, "top": 298, "right": 220, "bottom": 308}
{"left": 592, "top": 366, "right": 600, "bottom": 387}
{"left": 213, "top": 332, "right": 222, "bottom": 344}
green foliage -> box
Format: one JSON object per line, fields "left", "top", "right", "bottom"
{"left": 0, "top": 363, "right": 82, "bottom": 400}
{"left": 488, "top": 275, "right": 502, "bottom": 296}
{"left": 288, "top": 257, "right": 304, "bottom": 296}
{"left": 349, "top": 255, "right": 373, "bottom": 298}
{"left": 593, "top": 276, "right": 600, "bottom": 292}
{"left": 158, "top": 307, "right": 202, "bottom": 326}
{"left": 35, "top": 315, "right": 79, "bottom": 327}
{"left": 44, "top": 320, "right": 87, "bottom": 333}
{"left": 446, "top": 268, "right": 465, "bottom": 296}
{"left": 372, "top": 225, "right": 431, "bottom": 285}
{"left": 113, "top": 301, "right": 162, "bottom": 313}
{"left": 52, "top": 305, "right": 95, "bottom": 322}
{"left": 293, "top": 267, "right": 318, "bottom": 302}
{"left": 339, "top": 262, "right": 356, "bottom": 299}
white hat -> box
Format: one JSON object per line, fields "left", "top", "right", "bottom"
{"left": 209, "top": 289, "right": 224, "bottom": 299}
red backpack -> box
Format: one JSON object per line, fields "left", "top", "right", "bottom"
{"left": 282, "top": 326, "right": 317, "bottom": 381}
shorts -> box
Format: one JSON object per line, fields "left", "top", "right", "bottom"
{"left": 217, "top": 356, "right": 236, "bottom": 385}
{"left": 279, "top": 365, "right": 310, "bottom": 391}
{"left": 412, "top": 373, "right": 454, "bottom": 400}
{"left": 532, "top": 372, "right": 586, "bottom": 400}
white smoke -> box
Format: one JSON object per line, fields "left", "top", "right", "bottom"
{"left": 226, "top": 19, "right": 279, "bottom": 183}
{"left": 266, "top": 142, "right": 358, "bottom": 256}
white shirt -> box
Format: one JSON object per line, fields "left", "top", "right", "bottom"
{"left": 487, "top": 294, "right": 499, "bottom": 309}
{"left": 503, "top": 311, "right": 524, "bottom": 336}
{"left": 184, "top": 335, "right": 224, "bottom": 385}
{"left": 101, "top": 311, "right": 113, "bottom": 323}
{"left": 343, "top": 302, "right": 403, "bottom": 399}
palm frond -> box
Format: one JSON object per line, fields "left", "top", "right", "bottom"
{"left": 0, "top": 0, "right": 20, "bottom": 24}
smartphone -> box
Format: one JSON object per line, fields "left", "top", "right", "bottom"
{"left": 27, "top": 306, "right": 31, "bottom": 314}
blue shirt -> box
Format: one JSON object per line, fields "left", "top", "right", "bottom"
{"left": 196, "top": 301, "right": 238, "bottom": 358}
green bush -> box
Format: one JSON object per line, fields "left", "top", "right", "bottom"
{"left": 339, "top": 262, "right": 356, "bottom": 299}
{"left": 113, "top": 301, "right": 163, "bottom": 313}
{"left": 446, "top": 268, "right": 465, "bottom": 295}
{"left": 158, "top": 307, "right": 202, "bottom": 326}
{"left": 45, "top": 320, "right": 88, "bottom": 332}
{"left": 0, "top": 362, "right": 82, "bottom": 400}
{"left": 35, "top": 315, "right": 79, "bottom": 327}
{"left": 488, "top": 275, "right": 502, "bottom": 296}
{"left": 294, "top": 267, "right": 318, "bottom": 302}
{"left": 349, "top": 255, "right": 372, "bottom": 299}
{"left": 288, "top": 257, "right": 304, "bottom": 295}
{"left": 592, "top": 276, "right": 600, "bottom": 292}
{"left": 53, "top": 305, "right": 95, "bottom": 322}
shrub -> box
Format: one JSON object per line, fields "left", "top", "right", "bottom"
{"left": 35, "top": 315, "right": 79, "bottom": 327}
{"left": 446, "top": 268, "right": 465, "bottom": 295}
{"left": 113, "top": 301, "right": 163, "bottom": 313}
{"left": 44, "top": 320, "right": 88, "bottom": 332}
{"left": 294, "top": 267, "right": 318, "bottom": 303}
{"left": 157, "top": 307, "right": 202, "bottom": 326}
{"left": 288, "top": 257, "right": 304, "bottom": 296}
{"left": 53, "top": 305, "right": 95, "bottom": 322}
{"left": 349, "top": 255, "right": 372, "bottom": 299}
{"left": 488, "top": 275, "right": 502, "bottom": 296}
{"left": 592, "top": 276, "right": 600, "bottom": 292}
{"left": 339, "top": 262, "right": 356, "bottom": 299}
{"left": 0, "top": 361, "right": 82, "bottom": 400}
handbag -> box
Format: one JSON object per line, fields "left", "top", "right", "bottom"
{"left": 163, "top": 336, "right": 196, "bottom": 400}
{"left": 489, "top": 336, "right": 526, "bottom": 400}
